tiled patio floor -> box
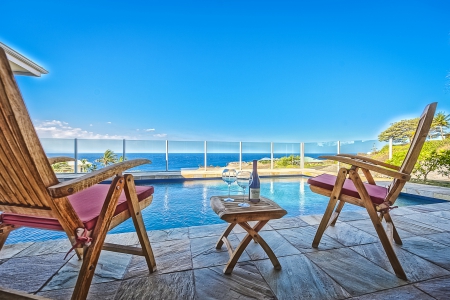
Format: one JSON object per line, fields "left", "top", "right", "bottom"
{"left": 1, "top": 202, "right": 450, "bottom": 299}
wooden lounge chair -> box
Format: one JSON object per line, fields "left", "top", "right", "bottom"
{"left": 0, "top": 48, "right": 156, "bottom": 299}
{"left": 308, "top": 102, "right": 437, "bottom": 280}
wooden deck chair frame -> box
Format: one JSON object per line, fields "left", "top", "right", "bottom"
{"left": 309, "top": 102, "right": 437, "bottom": 280}
{"left": 0, "top": 48, "right": 156, "bottom": 300}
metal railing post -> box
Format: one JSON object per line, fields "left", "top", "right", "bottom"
{"left": 389, "top": 138, "right": 393, "bottom": 160}
{"left": 204, "top": 141, "right": 207, "bottom": 171}
{"left": 239, "top": 141, "right": 242, "bottom": 170}
{"left": 165, "top": 140, "right": 169, "bottom": 171}
{"left": 337, "top": 140, "right": 340, "bottom": 172}
{"left": 123, "top": 139, "right": 126, "bottom": 161}
{"left": 74, "top": 138, "right": 78, "bottom": 174}
{"left": 270, "top": 142, "right": 274, "bottom": 169}
{"left": 300, "top": 142, "right": 304, "bottom": 169}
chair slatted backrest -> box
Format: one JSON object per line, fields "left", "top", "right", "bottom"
{"left": 386, "top": 102, "right": 437, "bottom": 203}
{"left": 0, "top": 48, "right": 58, "bottom": 211}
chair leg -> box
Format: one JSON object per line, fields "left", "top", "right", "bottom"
{"left": 383, "top": 212, "right": 402, "bottom": 245}
{"left": 312, "top": 168, "right": 348, "bottom": 248}
{"left": 71, "top": 176, "right": 125, "bottom": 300}
{"left": 349, "top": 170, "right": 407, "bottom": 280}
{"left": 123, "top": 174, "right": 157, "bottom": 273}
{"left": 0, "top": 224, "right": 14, "bottom": 251}
{"left": 329, "top": 200, "right": 345, "bottom": 226}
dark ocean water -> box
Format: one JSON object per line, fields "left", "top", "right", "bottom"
{"left": 47, "top": 152, "right": 338, "bottom": 172}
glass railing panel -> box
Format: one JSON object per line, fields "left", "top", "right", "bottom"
{"left": 77, "top": 139, "right": 123, "bottom": 172}
{"left": 304, "top": 141, "right": 339, "bottom": 171}
{"left": 273, "top": 142, "right": 301, "bottom": 169}
{"left": 206, "top": 141, "right": 240, "bottom": 169}
{"left": 41, "top": 138, "right": 75, "bottom": 173}
{"left": 168, "top": 141, "right": 204, "bottom": 171}
{"left": 126, "top": 140, "right": 167, "bottom": 172}
{"left": 339, "top": 139, "right": 388, "bottom": 158}
{"left": 242, "top": 142, "right": 271, "bottom": 170}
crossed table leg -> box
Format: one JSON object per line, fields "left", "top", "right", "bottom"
{"left": 216, "top": 220, "right": 282, "bottom": 274}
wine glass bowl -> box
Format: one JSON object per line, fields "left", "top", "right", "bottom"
{"left": 222, "top": 169, "right": 237, "bottom": 202}
{"left": 236, "top": 171, "right": 253, "bottom": 207}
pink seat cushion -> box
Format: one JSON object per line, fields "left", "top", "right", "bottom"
{"left": 0, "top": 184, "right": 154, "bottom": 231}
{"left": 307, "top": 174, "right": 387, "bottom": 204}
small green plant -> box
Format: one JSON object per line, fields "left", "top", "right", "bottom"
{"left": 51, "top": 161, "right": 73, "bottom": 173}
{"left": 413, "top": 149, "right": 450, "bottom": 181}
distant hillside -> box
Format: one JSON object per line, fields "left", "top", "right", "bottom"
{"left": 369, "top": 139, "right": 450, "bottom": 166}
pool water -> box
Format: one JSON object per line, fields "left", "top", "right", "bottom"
{"left": 5, "top": 177, "right": 446, "bottom": 244}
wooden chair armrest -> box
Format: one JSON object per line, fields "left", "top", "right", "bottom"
{"left": 319, "top": 155, "right": 410, "bottom": 180}
{"left": 336, "top": 154, "right": 401, "bottom": 171}
{"left": 48, "top": 159, "right": 150, "bottom": 198}
{"left": 48, "top": 156, "right": 75, "bottom": 165}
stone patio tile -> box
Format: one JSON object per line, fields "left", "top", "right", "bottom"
{"left": 333, "top": 210, "right": 368, "bottom": 222}
{"left": 430, "top": 210, "right": 450, "bottom": 220}
{"left": 194, "top": 261, "right": 275, "bottom": 300}
{"left": 408, "top": 203, "right": 448, "bottom": 213}
{"left": 305, "top": 248, "right": 407, "bottom": 297}
{"left": 190, "top": 235, "right": 250, "bottom": 269}
{"left": 401, "top": 236, "right": 450, "bottom": 270}
{"left": 414, "top": 275, "right": 450, "bottom": 299}
{"left": 422, "top": 232, "right": 450, "bottom": 247}
{"left": 278, "top": 225, "right": 344, "bottom": 253}
{"left": 255, "top": 254, "right": 350, "bottom": 300}
{"left": 0, "top": 242, "right": 33, "bottom": 259}
{"left": 351, "top": 242, "right": 450, "bottom": 282}
{"left": 299, "top": 214, "right": 323, "bottom": 225}
{"left": 232, "top": 221, "right": 274, "bottom": 234}
{"left": 116, "top": 270, "right": 195, "bottom": 300}
{"left": 346, "top": 218, "right": 416, "bottom": 239}
{"left": 392, "top": 216, "right": 443, "bottom": 235}
{"left": 348, "top": 284, "right": 434, "bottom": 300}
{"left": 147, "top": 227, "right": 189, "bottom": 242}
{"left": 269, "top": 216, "right": 309, "bottom": 230}
{"left": 320, "top": 222, "right": 378, "bottom": 247}
{"left": 235, "top": 230, "right": 300, "bottom": 260}
{"left": 403, "top": 213, "right": 450, "bottom": 231}
{"left": 14, "top": 239, "right": 72, "bottom": 258}
{"left": 0, "top": 252, "right": 70, "bottom": 293}
{"left": 389, "top": 207, "right": 418, "bottom": 216}
{"left": 188, "top": 223, "right": 229, "bottom": 239}
{"left": 41, "top": 251, "right": 131, "bottom": 291}
{"left": 105, "top": 232, "right": 140, "bottom": 246}
{"left": 37, "top": 280, "right": 121, "bottom": 300}
{"left": 123, "top": 238, "right": 192, "bottom": 278}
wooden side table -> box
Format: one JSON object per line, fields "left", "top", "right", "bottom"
{"left": 210, "top": 195, "right": 287, "bottom": 274}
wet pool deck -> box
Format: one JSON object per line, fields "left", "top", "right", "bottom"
{"left": 1, "top": 198, "right": 450, "bottom": 299}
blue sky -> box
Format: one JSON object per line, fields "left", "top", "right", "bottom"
{"left": 2, "top": 0, "right": 450, "bottom": 143}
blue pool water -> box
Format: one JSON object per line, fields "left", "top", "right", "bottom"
{"left": 5, "top": 177, "right": 446, "bottom": 244}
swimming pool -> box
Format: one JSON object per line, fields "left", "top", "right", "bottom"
{"left": 5, "top": 177, "right": 446, "bottom": 244}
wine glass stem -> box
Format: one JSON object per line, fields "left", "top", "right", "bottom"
{"left": 228, "top": 183, "right": 231, "bottom": 197}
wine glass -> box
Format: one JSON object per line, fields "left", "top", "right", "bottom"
{"left": 236, "top": 171, "right": 253, "bottom": 207}
{"left": 222, "top": 168, "right": 237, "bottom": 202}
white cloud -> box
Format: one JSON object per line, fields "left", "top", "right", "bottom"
{"left": 89, "top": 124, "right": 93, "bottom": 126}
{"left": 35, "top": 120, "right": 129, "bottom": 139}
{"left": 107, "top": 122, "right": 112, "bottom": 124}
{"left": 145, "top": 128, "right": 155, "bottom": 132}
{"left": 153, "top": 133, "right": 167, "bottom": 138}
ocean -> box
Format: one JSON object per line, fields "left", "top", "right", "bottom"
{"left": 47, "top": 152, "right": 338, "bottom": 172}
